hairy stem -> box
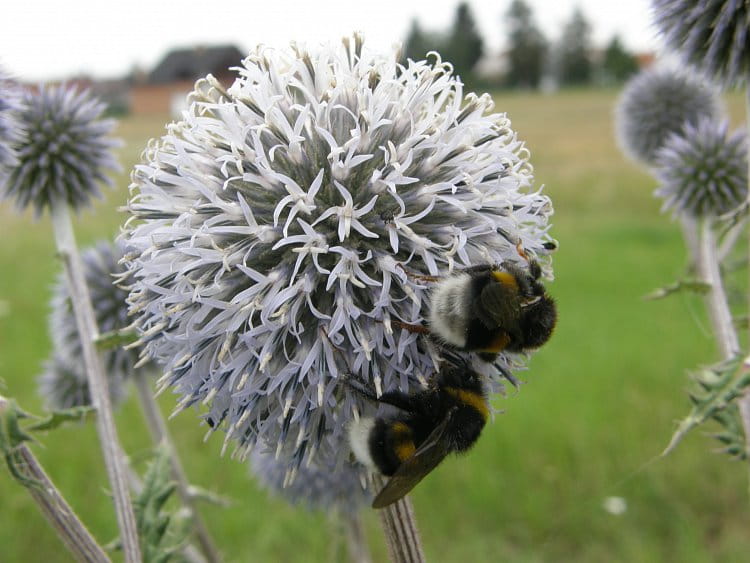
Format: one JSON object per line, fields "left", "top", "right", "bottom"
{"left": 50, "top": 202, "right": 141, "bottom": 562}
{"left": 680, "top": 215, "right": 701, "bottom": 270}
{"left": 132, "top": 372, "right": 221, "bottom": 563}
{"left": 699, "top": 219, "right": 740, "bottom": 358}
{"left": 0, "top": 396, "right": 110, "bottom": 562}
{"left": 374, "top": 476, "right": 425, "bottom": 563}
{"left": 741, "top": 83, "right": 750, "bottom": 455}
{"left": 343, "top": 512, "right": 372, "bottom": 563}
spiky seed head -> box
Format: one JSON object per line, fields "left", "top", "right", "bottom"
{"left": 38, "top": 354, "right": 127, "bottom": 410}
{"left": 251, "top": 447, "right": 372, "bottom": 512}
{"left": 654, "top": 117, "right": 748, "bottom": 218}
{"left": 651, "top": 0, "right": 750, "bottom": 88}
{"left": 1, "top": 84, "right": 121, "bottom": 216}
{"left": 50, "top": 240, "right": 151, "bottom": 380}
{"left": 122, "top": 35, "right": 555, "bottom": 471}
{"left": 615, "top": 66, "right": 721, "bottom": 165}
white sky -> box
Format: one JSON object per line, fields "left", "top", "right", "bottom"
{"left": 1, "top": 0, "right": 661, "bottom": 82}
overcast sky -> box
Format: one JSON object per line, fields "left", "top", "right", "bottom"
{"left": 1, "top": 0, "right": 660, "bottom": 82}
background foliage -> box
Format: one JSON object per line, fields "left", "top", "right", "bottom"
{"left": 1, "top": 88, "right": 748, "bottom": 561}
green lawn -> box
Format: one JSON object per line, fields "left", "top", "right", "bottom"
{"left": 1, "top": 88, "right": 749, "bottom": 562}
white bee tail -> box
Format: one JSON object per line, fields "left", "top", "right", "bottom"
{"left": 348, "top": 417, "right": 377, "bottom": 470}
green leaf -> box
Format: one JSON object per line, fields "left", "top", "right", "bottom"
{"left": 663, "top": 356, "right": 750, "bottom": 456}
{"left": 128, "top": 446, "right": 188, "bottom": 563}
{"left": 187, "top": 484, "right": 233, "bottom": 507}
{"left": 0, "top": 398, "right": 43, "bottom": 490}
{"left": 644, "top": 279, "right": 711, "bottom": 300}
{"left": 25, "top": 406, "right": 95, "bottom": 432}
{"left": 95, "top": 328, "right": 139, "bottom": 351}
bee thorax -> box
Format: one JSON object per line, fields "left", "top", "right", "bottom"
{"left": 428, "top": 273, "right": 471, "bottom": 347}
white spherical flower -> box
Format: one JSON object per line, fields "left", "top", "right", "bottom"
{"left": 123, "top": 36, "right": 555, "bottom": 470}
{"left": 50, "top": 240, "right": 150, "bottom": 380}
{"left": 0, "top": 68, "right": 22, "bottom": 172}
{"left": 38, "top": 354, "right": 127, "bottom": 410}
{"left": 251, "top": 446, "right": 372, "bottom": 513}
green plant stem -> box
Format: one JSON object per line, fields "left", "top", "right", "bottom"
{"left": 0, "top": 396, "right": 110, "bottom": 562}
{"left": 374, "top": 475, "right": 425, "bottom": 563}
{"left": 132, "top": 372, "right": 221, "bottom": 563}
{"left": 50, "top": 202, "right": 141, "bottom": 563}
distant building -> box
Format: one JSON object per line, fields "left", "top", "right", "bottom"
{"left": 130, "top": 45, "right": 244, "bottom": 116}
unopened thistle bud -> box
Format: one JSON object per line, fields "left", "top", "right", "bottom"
{"left": 651, "top": 0, "right": 750, "bottom": 88}
{"left": 654, "top": 117, "right": 748, "bottom": 218}
{"left": 1, "top": 85, "right": 120, "bottom": 215}
{"left": 616, "top": 67, "right": 720, "bottom": 165}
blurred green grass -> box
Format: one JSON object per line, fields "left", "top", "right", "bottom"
{"left": 1, "top": 89, "right": 749, "bottom": 562}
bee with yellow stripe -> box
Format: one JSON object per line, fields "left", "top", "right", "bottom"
{"left": 398, "top": 260, "right": 557, "bottom": 362}
{"left": 348, "top": 351, "right": 489, "bottom": 508}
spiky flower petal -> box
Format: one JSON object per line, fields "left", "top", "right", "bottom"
{"left": 1, "top": 85, "right": 120, "bottom": 215}
{"left": 0, "top": 68, "right": 21, "bottom": 171}
{"left": 38, "top": 354, "right": 127, "bottom": 409}
{"left": 50, "top": 240, "right": 149, "bottom": 380}
{"left": 652, "top": 0, "right": 750, "bottom": 87}
{"left": 251, "top": 447, "right": 371, "bottom": 512}
{"left": 615, "top": 66, "right": 721, "bottom": 165}
{"left": 123, "top": 36, "right": 555, "bottom": 470}
{"left": 654, "top": 117, "right": 747, "bottom": 217}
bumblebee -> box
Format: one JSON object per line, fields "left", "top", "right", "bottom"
{"left": 348, "top": 352, "right": 488, "bottom": 508}
{"left": 397, "top": 260, "right": 557, "bottom": 362}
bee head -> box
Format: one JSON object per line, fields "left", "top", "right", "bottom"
{"left": 518, "top": 294, "right": 557, "bottom": 350}
{"left": 438, "top": 351, "right": 484, "bottom": 390}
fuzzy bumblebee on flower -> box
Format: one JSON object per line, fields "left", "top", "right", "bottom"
{"left": 121, "top": 34, "right": 556, "bottom": 480}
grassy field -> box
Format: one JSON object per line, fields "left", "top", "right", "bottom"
{"left": 1, "top": 88, "right": 749, "bottom": 562}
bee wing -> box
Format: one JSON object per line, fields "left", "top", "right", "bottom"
{"left": 476, "top": 282, "right": 521, "bottom": 329}
{"left": 372, "top": 408, "right": 457, "bottom": 509}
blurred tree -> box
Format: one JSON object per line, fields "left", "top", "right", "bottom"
{"left": 557, "top": 7, "right": 593, "bottom": 86}
{"left": 403, "top": 18, "right": 445, "bottom": 63}
{"left": 503, "top": 0, "right": 548, "bottom": 88}
{"left": 600, "top": 35, "right": 639, "bottom": 84}
{"left": 444, "top": 2, "right": 484, "bottom": 79}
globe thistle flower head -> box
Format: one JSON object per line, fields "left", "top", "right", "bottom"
{"left": 615, "top": 66, "right": 721, "bottom": 165}
{"left": 652, "top": 0, "right": 750, "bottom": 88}
{"left": 654, "top": 117, "right": 748, "bottom": 218}
{"left": 1, "top": 84, "right": 121, "bottom": 216}
{"left": 123, "top": 35, "right": 555, "bottom": 471}
{"left": 38, "top": 354, "right": 127, "bottom": 410}
{"left": 0, "top": 68, "right": 22, "bottom": 171}
{"left": 251, "top": 447, "right": 372, "bottom": 513}
{"left": 50, "top": 240, "right": 150, "bottom": 380}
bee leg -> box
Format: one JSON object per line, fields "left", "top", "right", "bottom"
{"left": 377, "top": 389, "right": 419, "bottom": 413}
{"left": 343, "top": 376, "right": 379, "bottom": 402}
{"left": 392, "top": 320, "right": 431, "bottom": 335}
{"left": 396, "top": 263, "right": 441, "bottom": 283}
